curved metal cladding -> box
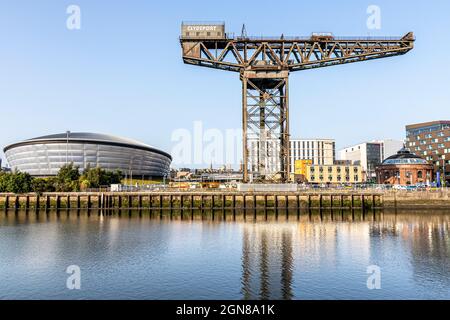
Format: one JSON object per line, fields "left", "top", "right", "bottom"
{"left": 3, "top": 133, "right": 172, "bottom": 177}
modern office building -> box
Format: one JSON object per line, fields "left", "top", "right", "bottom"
{"left": 248, "top": 138, "right": 335, "bottom": 177}
{"left": 376, "top": 148, "right": 433, "bottom": 185}
{"left": 339, "top": 139, "right": 403, "bottom": 180}
{"left": 306, "top": 164, "right": 363, "bottom": 184}
{"left": 3, "top": 132, "right": 172, "bottom": 178}
{"left": 378, "top": 139, "right": 405, "bottom": 160}
{"left": 406, "top": 121, "right": 450, "bottom": 184}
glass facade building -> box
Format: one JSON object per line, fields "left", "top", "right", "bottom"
{"left": 406, "top": 121, "right": 450, "bottom": 184}
{"left": 3, "top": 132, "right": 172, "bottom": 178}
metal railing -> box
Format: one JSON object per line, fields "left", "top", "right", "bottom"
{"left": 233, "top": 35, "right": 406, "bottom": 41}
{"left": 181, "top": 21, "right": 224, "bottom": 25}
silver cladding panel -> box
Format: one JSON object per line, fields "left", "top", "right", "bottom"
{"left": 5, "top": 142, "right": 171, "bottom": 177}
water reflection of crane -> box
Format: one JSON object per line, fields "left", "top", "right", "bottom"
{"left": 241, "top": 224, "right": 294, "bottom": 300}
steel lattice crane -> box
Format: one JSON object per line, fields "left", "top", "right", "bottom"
{"left": 180, "top": 23, "right": 415, "bottom": 182}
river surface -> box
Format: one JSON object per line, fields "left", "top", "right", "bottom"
{"left": 0, "top": 209, "right": 449, "bottom": 300}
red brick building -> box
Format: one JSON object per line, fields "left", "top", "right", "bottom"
{"left": 376, "top": 148, "right": 433, "bottom": 185}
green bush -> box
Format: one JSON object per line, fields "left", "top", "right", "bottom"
{"left": 55, "top": 163, "right": 80, "bottom": 192}
{"left": 32, "top": 177, "right": 57, "bottom": 193}
{"left": 0, "top": 171, "right": 33, "bottom": 193}
{"left": 80, "top": 165, "right": 121, "bottom": 189}
{"left": 0, "top": 164, "right": 123, "bottom": 193}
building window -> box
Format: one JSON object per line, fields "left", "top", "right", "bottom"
{"left": 418, "top": 171, "right": 423, "bottom": 179}
{"left": 354, "top": 175, "right": 359, "bottom": 181}
{"left": 328, "top": 167, "right": 332, "bottom": 173}
{"left": 337, "top": 176, "right": 341, "bottom": 181}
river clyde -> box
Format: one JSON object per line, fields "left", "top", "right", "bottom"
{"left": 0, "top": 210, "right": 449, "bottom": 300}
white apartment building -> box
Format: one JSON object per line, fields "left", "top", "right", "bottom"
{"left": 248, "top": 138, "right": 335, "bottom": 176}
{"left": 339, "top": 139, "right": 404, "bottom": 179}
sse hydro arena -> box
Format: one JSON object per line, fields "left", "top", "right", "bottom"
{"left": 3, "top": 132, "right": 172, "bottom": 178}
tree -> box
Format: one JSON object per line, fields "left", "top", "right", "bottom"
{"left": 0, "top": 170, "right": 33, "bottom": 193}
{"left": 0, "top": 165, "right": 122, "bottom": 193}
{"left": 80, "top": 166, "right": 122, "bottom": 189}
{"left": 32, "top": 177, "right": 56, "bottom": 193}
{"left": 55, "top": 163, "right": 80, "bottom": 192}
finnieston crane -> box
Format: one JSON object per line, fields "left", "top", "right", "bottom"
{"left": 180, "top": 22, "right": 415, "bottom": 183}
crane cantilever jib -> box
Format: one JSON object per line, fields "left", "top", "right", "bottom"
{"left": 180, "top": 23, "right": 414, "bottom": 183}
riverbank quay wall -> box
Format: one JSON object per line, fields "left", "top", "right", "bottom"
{"left": 382, "top": 190, "right": 450, "bottom": 209}
{"left": 0, "top": 191, "right": 387, "bottom": 211}
{"left": 1, "top": 190, "right": 449, "bottom": 211}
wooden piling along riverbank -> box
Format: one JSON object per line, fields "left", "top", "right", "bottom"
{"left": 0, "top": 191, "right": 383, "bottom": 212}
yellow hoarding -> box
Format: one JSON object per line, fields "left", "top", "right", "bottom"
{"left": 294, "top": 160, "right": 312, "bottom": 175}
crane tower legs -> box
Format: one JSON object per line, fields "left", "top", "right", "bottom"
{"left": 241, "top": 71, "right": 290, "bottom": 183}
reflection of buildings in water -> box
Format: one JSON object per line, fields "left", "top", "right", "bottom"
{"left": 297, "top": 221, "right": 371, "bottom": 269}
{"left": 369, "top": 213, "right": 450, "bottom": 289}
{"left": 241, "top": 224, "right": 294, "bottom": 300}
{"left": 408, "top": 218, "right": 450, "bottom": 287}
{"left": 241, "top": 221, "right": 372, "bottom": 299}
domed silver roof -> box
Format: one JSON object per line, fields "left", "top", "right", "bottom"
{"left": 382, "top": 148, "right": 428, "bottom": 165}
{"left": 4, "top": 132, "right": 171, "bottom": 159}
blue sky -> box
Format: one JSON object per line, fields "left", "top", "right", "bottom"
{"left": 1, "top": 0, "right": 449, "bottom": 168}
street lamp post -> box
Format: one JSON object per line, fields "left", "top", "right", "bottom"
{"left": 66, "top": 130, "right": 70, "bottom": 165}
{"left": 442, "top": 158, "right": 446, "bottom": 189}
